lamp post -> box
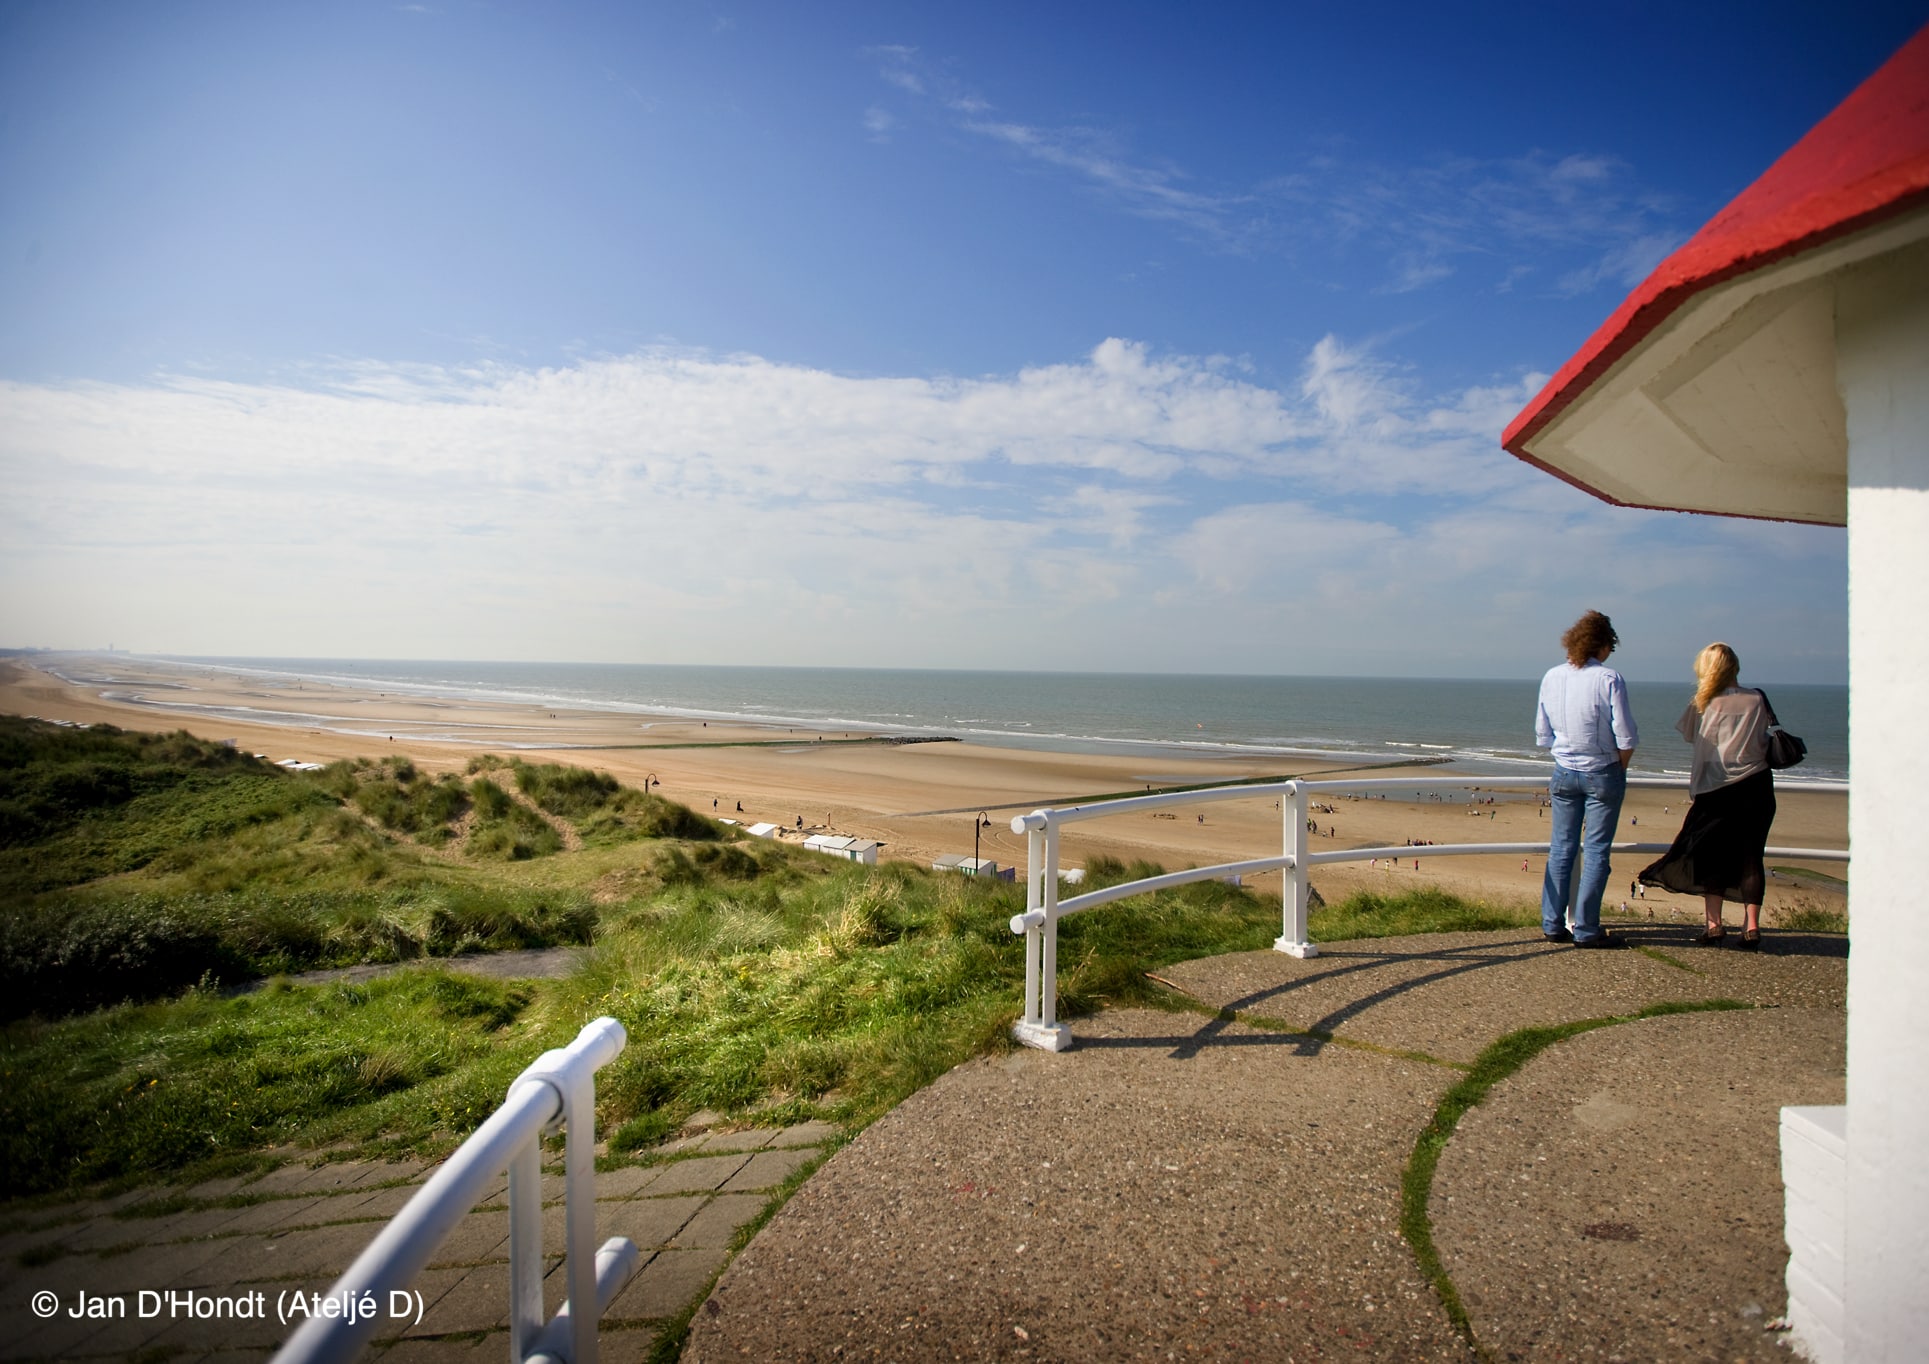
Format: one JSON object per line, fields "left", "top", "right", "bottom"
{"left": 974, "top": 812, "right": 991, "bottom": 872}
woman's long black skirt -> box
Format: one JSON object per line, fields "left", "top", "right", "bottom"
{"left": 1638, "top": 767, "right": 1776, "bottom": 904}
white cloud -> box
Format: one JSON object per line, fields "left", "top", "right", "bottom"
{"left": 0, "top": 337, "right": 1842, "bottom": 676}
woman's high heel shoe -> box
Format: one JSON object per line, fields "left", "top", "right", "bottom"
{"left": 1735, "top": 929, "right": 1761, "bottom": 950}
{"left": 1692, "top": 928, "right": 1726, "bottom": 946}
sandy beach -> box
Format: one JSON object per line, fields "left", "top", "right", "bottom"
{"left": 1, "top": 655, "right": 1849, "bottom": 924}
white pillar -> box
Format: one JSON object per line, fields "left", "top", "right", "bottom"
{"left": 1838, "top": 243, "right": 1929, "bottom": 1360}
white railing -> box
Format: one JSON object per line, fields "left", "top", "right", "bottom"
{"left": 1007, "top": 774, "right": 1850, "bottom": 1051}
{"left": 273, "top": 1017, "right": 639, "bottom": 1364}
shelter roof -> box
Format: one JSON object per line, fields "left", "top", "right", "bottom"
{"left": 1503, "top": 24, "right": 1929, "bottom": 520}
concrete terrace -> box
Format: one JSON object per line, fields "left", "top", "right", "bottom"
{"left": 2, "top": 927, "right": 1846, "bottom": 1362}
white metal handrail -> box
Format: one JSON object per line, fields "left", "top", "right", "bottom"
{"left": 1007, "top": 773, "right": 1850, "bottom": 1051}
{"left": 272, "top": 1017, "right": 638, "bottom": 1364}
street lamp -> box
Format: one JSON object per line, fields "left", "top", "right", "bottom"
{"left": 974, "top": 811, "right": 991, "bottom": 871}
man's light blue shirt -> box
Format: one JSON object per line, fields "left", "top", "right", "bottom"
{"left": 1535, "top": 660, "right": 1638, "bottom": 772}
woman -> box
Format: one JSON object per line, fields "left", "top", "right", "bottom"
{"left": 1638, "top": 643, "right": 1775, "bottom": 948}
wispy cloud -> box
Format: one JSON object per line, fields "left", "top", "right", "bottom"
{"left": 864, "top": 46, "right": 1244, "bottom": 243}
{"left": 863, "top": 47, "right": 1687, "bottom": 294}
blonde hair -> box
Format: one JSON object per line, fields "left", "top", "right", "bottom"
{"left": 1693, "top": 643, "right": 1740, "bottom": 713}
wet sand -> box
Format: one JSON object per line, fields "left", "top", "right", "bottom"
{"left": 1, "top": 655, "right": 1848, "bottom": 922}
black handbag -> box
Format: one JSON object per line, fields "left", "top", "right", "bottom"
{"left": 1758, "top": 690, "right": 1807, "bottom": 769}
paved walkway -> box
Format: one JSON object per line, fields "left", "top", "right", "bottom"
{"left": 0, "top": 1123, "right": 838, "bottom": 1362}
{"left": 1, "top": 927, "right": 1848, "bottom": 1362}
{"left": 686, "top": 927, "right": 1846, "bottom": 1362}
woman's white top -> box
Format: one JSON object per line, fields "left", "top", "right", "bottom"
{"left": 1676, "top": 686, "right": 1771, "bottom": 798}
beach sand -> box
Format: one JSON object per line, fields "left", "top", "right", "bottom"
{"left": 0, "top": 656, "right": 1849, "bottom": 924}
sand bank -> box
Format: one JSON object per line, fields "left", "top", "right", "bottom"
{"left": 1, "top": 655, "right": 1848, "bottom": 923}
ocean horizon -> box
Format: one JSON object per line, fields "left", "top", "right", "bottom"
{"left": 84, "top": 654, "right": 1850, "bottom": 786}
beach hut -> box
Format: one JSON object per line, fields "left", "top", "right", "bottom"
{"left": 802, "top": 834, "right": 880, "bottom": 865}
{"left": 745, "top": 822, "right": 782, "bottom": 840}
{"left": 1503, "top": 26, "right": 1928, "bottom": 1362}
{"left": 931, "top": 853, "right": 968, "bottom": 873}
{"left": 957, "top": 857, "right": 999, "bottom": 878}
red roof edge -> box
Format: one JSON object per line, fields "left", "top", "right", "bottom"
{"left": 1503, "top": 22, "right": 1929, "bottom": 459}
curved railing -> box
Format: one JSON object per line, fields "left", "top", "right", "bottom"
{"left": 1006, "top": 773, "right": 1850, "bottom": 1051}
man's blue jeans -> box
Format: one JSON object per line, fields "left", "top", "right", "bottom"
{"left": 1542, "top": 763, "right": 1627, "bottom": 942}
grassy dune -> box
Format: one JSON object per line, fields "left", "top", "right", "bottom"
{"left": 1, "top": 716, "right": 1532, "bottom": 1197}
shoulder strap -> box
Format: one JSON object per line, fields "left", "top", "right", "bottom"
{"left": 1755, "top": 688, "right": 1781, "bottom": 729}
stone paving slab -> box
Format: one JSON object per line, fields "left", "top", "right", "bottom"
{"left": 599, "top": 1195, "right": 709, "bottom": 1251}
{"left": 766, "top": 1120, "right": 839, "bottom": 1149}
{"left": 1434, "top": 1006, "right": 1846, "bottom": 1363}
{"left": 610, "top": 1246, "right": 732, "bottom": 1321}
{"left": 674, "top": 1195, "right": 765, "bottom": 1250}
{"left": 717, "top": 1147, "right": 818, "bottom": 1194}
{"left": 686, "top": 1007, "right": 1468, "bottom": 1363}
{"left": 642, "top": 1153, "right": 755, "bottom": 1196}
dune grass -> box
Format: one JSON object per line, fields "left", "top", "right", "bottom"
{"left": 0, "top": 969, "right": 541, "bottom": 1195}
{"left": 3, "top": 713, "right": 1553, "bottom": 1202}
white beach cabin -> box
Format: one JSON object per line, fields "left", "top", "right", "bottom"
{"left": 1503, "top": 25, "right": 1928, "bottom": 1362}
{"left": 801, "top": 833, "right": 880, "bottom": 865}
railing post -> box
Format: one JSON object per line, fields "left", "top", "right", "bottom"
{"left": 1022, "top": 822, "right": 1042, "bottom": 1027}
{"left": 1012, "top": 813, "right": 1071, "bottom": 1051}
{"left": 1041, "top": 815, "right": 1062, "bottom": 1029}
{"left": 507, "top": 1136, "right": 544, "bottom": 1360}
{"left": 515, "top": 1033, "right": 615, "bottom": 1364}
{"left": 1275, "top": 780, "right": 1319, "bottom": 958}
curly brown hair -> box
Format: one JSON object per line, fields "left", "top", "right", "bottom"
{"left": 1561, "top": 610, "right": 1619, "bottom": 667}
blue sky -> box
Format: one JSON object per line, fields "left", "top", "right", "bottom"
{"left": 2, "top": 2, "right": 1918, "bottom": 681}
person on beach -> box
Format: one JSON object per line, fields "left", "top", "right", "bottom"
{"left": 1637, "top": 643, "right": 1776, "bottom": 949}
{"left": 1535, "top": 610, "right": 1638, "bottom": 948}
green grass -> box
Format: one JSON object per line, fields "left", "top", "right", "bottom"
{"left": 467, "top": 777, "right": 565, "bottom": 860}
{"left": 1309, "top": 885, "right": 1540, "bottom": 941}
{"left": 0, "top": 969, "right": 540, "bottom": 1194}
{"left": 319, "top": 757, "right": 471, "bottom": 845}
{"left": 0, "top": 712, "right": 1574, "bottom": 1208}
{"left": 1774, "top": 904, "right": 1849, "bottom": 934}
{"left": 0, "top": 773, "right": 1280, "bottom": 1197}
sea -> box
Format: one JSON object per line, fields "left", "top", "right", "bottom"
{"left": 147, "top": 657, "right": 1850, "bottom": 786}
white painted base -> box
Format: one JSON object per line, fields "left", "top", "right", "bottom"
{"left": 1781, "top": 1104, "right": 1847, "bottom": 1364}
{"left": 1012, "top": 1021, "right": 1073, "bottom": 1052}
{"left": 1273, "top": 937, "right": 1320, "bottom": 958}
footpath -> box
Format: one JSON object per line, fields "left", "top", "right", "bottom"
{"left": 2, "top": 926, "right": 1846, "bottom": 1362}
{"left": 0, "top": 1123, "right": 837, "bottom": 1363}
{"left": 686, "top": 927, "right": 1845, "bottom": 1363}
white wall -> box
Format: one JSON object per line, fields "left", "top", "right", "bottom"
{"left": 1838, "top": 240, "right": 1929, "bottom": 1360}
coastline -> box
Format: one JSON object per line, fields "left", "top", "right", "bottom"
{"left": 1, "top": 653, "right": 1849, "bottom": 920}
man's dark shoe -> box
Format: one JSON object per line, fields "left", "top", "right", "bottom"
{"left": 1572, "top": 933, "right": 1629, "bottom": 950}
{"left": 1543, "top": 927, "right": 1574, "bottom": 943}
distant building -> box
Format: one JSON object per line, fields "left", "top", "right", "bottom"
{"left": 802, "top": 834, "right": 880, "bottom": 865}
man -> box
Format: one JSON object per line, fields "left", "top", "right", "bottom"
{"left": 1535, "top": 610, "right": 1638, "bottom": 949}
